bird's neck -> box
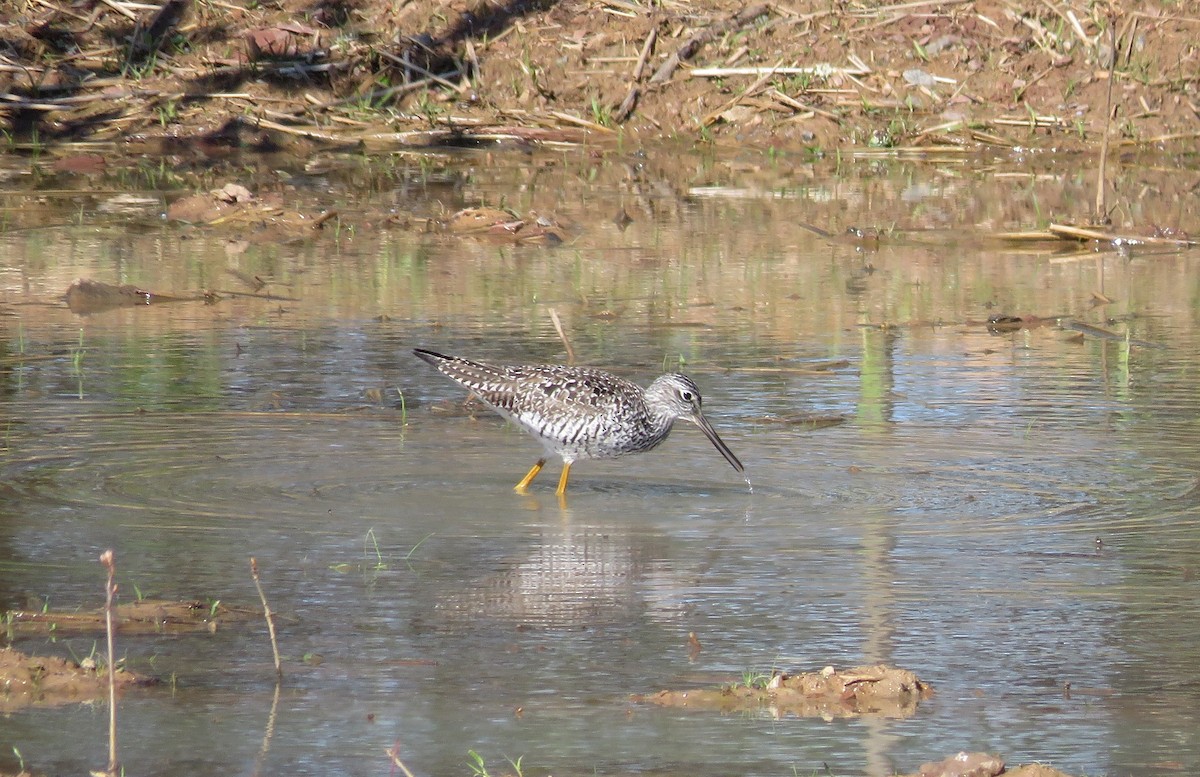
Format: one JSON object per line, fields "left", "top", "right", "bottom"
{"left": 637, "top": 409, "right": 675, "bottom": 451}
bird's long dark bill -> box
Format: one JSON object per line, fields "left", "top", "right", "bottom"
{"left": 694, "top": 413, "right": 745, "bottom": 473}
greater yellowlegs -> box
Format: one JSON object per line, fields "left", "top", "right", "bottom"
{"left": 413, "top": 349, "right": 744, "bottom": 495}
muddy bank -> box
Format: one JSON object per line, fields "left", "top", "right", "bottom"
{"left": 2, "top": 0, "right": 1196, "bottom": 154}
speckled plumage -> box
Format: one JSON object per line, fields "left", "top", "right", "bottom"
{"left": 414, "top": 348, "right": 744, "bottom": 495}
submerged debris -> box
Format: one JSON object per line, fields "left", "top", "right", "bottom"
{"left": 995, "top": 223, "right": 1197, "bottom": 249}
{"left": 751, "top": 413, "right": 846, "bottom": 430}
{"left": 64, "top": 278, "right": 200, "bottom": 314}
{"left": 165, "top": 182, "right": 335, "bottom": 245}
{"left": 441, "top": 207, "right": 570, "bottom": 245}
{"left": 5, "top": 598, "right": 261, "bottom": 636}
{"left": 985, "top": 313, "right": 1162, "bottom": 348}
{"left": 986, "top": 313, "right": 1049, "bottom": 333}
{"left": 634, "top": 664, "right": 931, "bottom": 719}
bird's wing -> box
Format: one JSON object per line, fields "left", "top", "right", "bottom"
{"left": 480, "top": 365, "right": 635, "bottom": 426}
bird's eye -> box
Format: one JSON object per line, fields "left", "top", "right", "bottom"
{"left": 680, "top": 390, "right": 694, "bottom": 402}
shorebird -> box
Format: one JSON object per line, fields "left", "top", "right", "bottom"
{"left": 414, "top": 348, "right": 744, "bottom": 495}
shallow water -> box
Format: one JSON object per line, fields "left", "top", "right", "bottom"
{"left": 2, "top": 147, "right": 1200, "bottom": 777}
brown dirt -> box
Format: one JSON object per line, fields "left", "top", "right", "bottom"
{"left": 2, "top": 0, "right": 1197, "bottom": 154}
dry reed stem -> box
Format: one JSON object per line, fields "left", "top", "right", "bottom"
{"left": 549, "top": 308, "right": 575, "bottom": 364}
{"left": 375, "top": 48, "right": 467, "bottom": 93}
{"left": 386, "top": 742, "right": 419, "bottom": 777}
{"left": 99, "top": 549, "right": 119, "bottom": 776}
{"left": 98, "top": 0, "right": 138, "bottom": 20}
{"left": 1095, "top": 13, "right": 1117, "bottom": 221}
{"left": 701, "top": 61, "right": 782, "bottom": 127}
{"left": 1047, "top": 222, "right": 1196, "bottom": 246}
{"left": 612, "top": 27, "right": 657, "bottom": 123}
{"left": 545, "top": 110, "right": 616, "bottom": 133}
{"left": 649, "top": 3, "right": 770, "bottom": 84}
{"left": 250, "top": 557, "right": 283, "bottom": 677}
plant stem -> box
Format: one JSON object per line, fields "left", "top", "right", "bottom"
{"left": 250, "top": 558, "right": 283, "bottom": 677}
{"left": 100, "top": 549, "right": 119, "bottom": 775}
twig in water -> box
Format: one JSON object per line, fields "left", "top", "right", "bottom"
{"left": 250, "top": 558, "right": 282, "bottom": 677}
{"left": 99, "top": 549, "right": 119, "bottom": 776}
{"left": 386, "top": 741, "right": 418, "bottom": 777}
{"left": 311, "top": 210, "right": 339, "bottom": 229}
{"left": 548, "top": 308, "right": 575, "bottom": 364}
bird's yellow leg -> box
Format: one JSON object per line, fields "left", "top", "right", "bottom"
{"left": 555, "top": 462, "right": 572, "bottom": 496}
{"left": 514, "top": 458, "right": 547, "bottom": 492}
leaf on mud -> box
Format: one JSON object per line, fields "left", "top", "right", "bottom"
{"left": 51, "top": 153, "right": 107, "bottom": 174}
{"left": 903, "top": 68, "right": 936, "bottom": 88}
{"left": 167, "top": 184, "right": 253, "bottom": 222}
{"left": 278, "top": 22, "right": 318, "bottom": 35}
{"left": 245, "top": 26, "right": 317, "bottom": 60}
{"left": 443, "top": 207, "right": 568, "bottom": 244}
{"left": 445, "top": 207, "right": 520, "bottom": 234}
{"left": 215, "top": 183, "right": 255, "bottom": 203}
{"left": 167, "top": 193, "right": 222, "bottom": 223}
{"left": 719, "top": 105, "right": 757, "bottom": 124}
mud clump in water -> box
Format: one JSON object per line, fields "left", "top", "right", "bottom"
{"left": 0, "top": 646, "right": 148, "bottom": 712}
{"left": 897, "top": 752, "right": 1080, "bottom": 777}
{"left": 635, "top": 663, "right": 931, "bottom": 719}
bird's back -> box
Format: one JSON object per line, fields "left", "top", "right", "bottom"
{"left": 415, "top": 350, "right": 668, "bottom": 461}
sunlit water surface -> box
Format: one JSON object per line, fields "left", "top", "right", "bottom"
{"left": 1, "top": 148, "right": 1199, "bottom": 777}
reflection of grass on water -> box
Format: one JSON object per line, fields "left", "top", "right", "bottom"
{"left": 364, "top": 528, "right": 386, "bottom": 571}
{"left": 395, "top": 386, "right": 407, "bottom": 425}
{"left": 330, "top": 528, "right": 391, "bottom": 574}
{"left": 404, "top": 532, "right": 433, "bottom": 563}
{"left": 70, "top": 328, "right": 85, "bottom": 399}
{"left": 662, "top": 352, "right": 686, "bottom": 372}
